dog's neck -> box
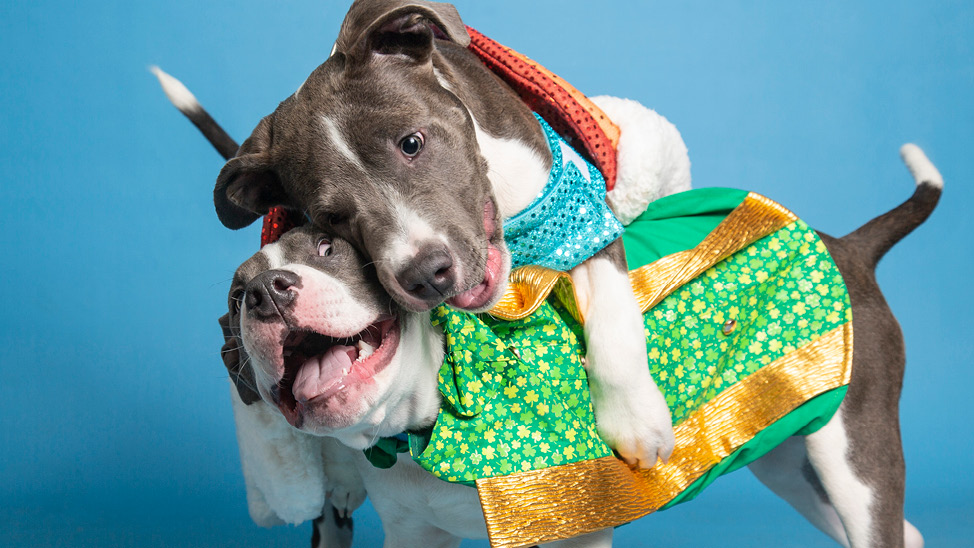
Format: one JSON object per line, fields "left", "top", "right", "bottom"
{"left": 433, "top": 43, "right": 552, "bottom": 219}
{"left": 331, "top": 313, "right": 446, "bottom": 449}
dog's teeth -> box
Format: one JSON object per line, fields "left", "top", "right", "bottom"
{"left": 356, "top": 340, "right": 375, "bottom": 361}
{"left": 342, "top": 368, "right": 349, "bottom": 376}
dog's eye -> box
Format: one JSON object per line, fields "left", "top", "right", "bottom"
{"left": 317, "top": 239, "right": 333, "bottom": 257}
{"left": 327, "top": 213, "right": 348, "bottom": 226}
{"left": 399, "top": 133, "right": 424, "bottom": 158}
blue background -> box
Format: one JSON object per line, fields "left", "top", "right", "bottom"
{"left": 1, "top": 1, "right": 972, "bottom": 546}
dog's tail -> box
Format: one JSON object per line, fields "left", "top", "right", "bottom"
{"left": 840, "top": 144, "right": 942, "bottom": 269}
{"left": 150, "top": 66, "right": 239, "bottom": 160}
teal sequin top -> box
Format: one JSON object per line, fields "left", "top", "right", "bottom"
{"left": 502, "top": 115, "right": 625, "bottom": 271}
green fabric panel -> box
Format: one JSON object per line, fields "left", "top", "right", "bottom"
{"left": 411, "top": 216, "right": 850, "bottom": 486}
{"left": 660, "top": 385, "right": 848, "bottom": 510}
{"left": 415, "top": 303, "right": 612, "bottom": 486}
{"left": 644, "top": 219, "right": 852, "bottom": 425}
{"left": 622, "top": 188, "right": 749, "bottom": 269}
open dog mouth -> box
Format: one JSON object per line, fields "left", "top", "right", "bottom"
{"left": 447, "top": 200, "right": 505, "bottom": 310}
{"left": 275, "top": 316, "right": 400, "bottom": 428}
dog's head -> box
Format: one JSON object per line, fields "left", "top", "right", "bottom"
{"left": 214, "top": 0, "right": 510, "bottom": 314}
{"left": 220, "top": 225, "right": 443, "bottom": 447}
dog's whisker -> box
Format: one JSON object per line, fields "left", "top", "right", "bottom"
{"left": 226, "top": 353, "right": 260, "bottom": 396}
{"left": 208, "top": 277, "right": 236, "bottom": 290}
{"left": 232, "top": 372, "right": 259, "bottom": 395}
{"left": 237, "top": 353, "right": 255, "bottom": 370}
{"left": 367, "top": 416, "right": 388, "bottom": 451}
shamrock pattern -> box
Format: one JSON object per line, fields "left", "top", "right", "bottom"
{"left": 423, "top": 302, "right": 612, "bottom": 485}
{"left": 645, "top": 219, "right": 852, "bottom": 425}
{"left": 414, "top": 218, "right": 851, "bottom": 485}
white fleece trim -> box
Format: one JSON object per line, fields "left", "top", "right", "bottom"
{"left": 229, "top": 382, "right": 327, "bottom": 526}
{"left": 593, "top": 96, "right": 692, "bottom": 225}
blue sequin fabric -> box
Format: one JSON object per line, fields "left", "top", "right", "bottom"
{"left": 503, "top": 115, "right": 624, "bottom": 271}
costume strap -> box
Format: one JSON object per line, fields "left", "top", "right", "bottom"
{"left": 465, "top": 26, "right": 620, "bottom": 191}
{"left": 260, "top": 207, "right": 300, "bottom": 248}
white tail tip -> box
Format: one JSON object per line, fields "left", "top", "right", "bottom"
{"left": 149, "top": 65, "right": 202, "bottom": 114}
{"left": 900, "top": 143, "right": 943, "bottom": 189}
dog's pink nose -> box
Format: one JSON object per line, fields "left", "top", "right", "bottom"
{"left": 395, "top": 246, "right": 456, "bottom": 306}
{"left": 245, "top": 270, "right": 299, "bottom": 319}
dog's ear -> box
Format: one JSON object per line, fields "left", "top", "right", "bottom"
{"left": 214, "top": 116, "right": 293, "bottom": 229}
{"left": 219, "top": 313, "right": 262, "bottom": 405}
{"left": 336, "top": 0, "right": 470, "bottom": 63}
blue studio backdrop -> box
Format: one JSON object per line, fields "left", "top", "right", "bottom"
{"left": 1, "top": 1, "right": 972, "bottom": 546}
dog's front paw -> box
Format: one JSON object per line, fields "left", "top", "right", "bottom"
{"left": 327, "top": 478, "right": 367, "bottom": 519}
{"left": 591, "top": 379, "right": 675, "bottom": 470}
{"left": 321, "top": 441, "right": 367, "bottom": 518}
{"left": 325, "top": 462, "right": 366, "bottom": 518}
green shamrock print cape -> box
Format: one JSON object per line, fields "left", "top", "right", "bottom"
{"left": 368, "top": 188, "right": 853, "bottom": 548}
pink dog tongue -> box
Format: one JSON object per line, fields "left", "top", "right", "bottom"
{"left": 448, "top": 242, "right": 502, "bottom": 309}
{"left": 292, "top": 345, "right": 356, "bottom": 402}
{"left": 450, "top": 283, "right": 490, "bottom": 309}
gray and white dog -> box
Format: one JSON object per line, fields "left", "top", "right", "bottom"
{"left": 212, "top": 155, "right": 940, "bottom": 547}
{"left": 157, "top": 67, "right": 939, "bottom": 548}
{"left": 155, "top": 75, "right": 941, "bottom": 545}
{"left": 209, "top": 0, "right": 679, "bottom": 471}
{"left": 155, "top": 1, "right": 942, "bottom": 545}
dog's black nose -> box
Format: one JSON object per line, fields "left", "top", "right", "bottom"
{"left": 396, "top": 246, "right": 456, "bottom": 303}
{"left": 245, "top": 270, "right": 299, "bottom": 319}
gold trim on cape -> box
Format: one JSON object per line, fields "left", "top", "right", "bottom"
{"left": 486, "top": 267, "right": 579, "bottom": 322}
{"left": 475, "top": 323, "right": 853, "bottom": 548}
{"left": 628, "top": 192, "right": 796, "bottom": 313}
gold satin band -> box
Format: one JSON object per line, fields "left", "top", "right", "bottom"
{"left": 628, "top": 192, "right": 797, "bottom": 313}
{"left": 486, "top": 192, "right": 797, "bottom": 321}
{"left": 476, "top": 323, "right": 853, "bottom": 548}
{"left": 486, "top": 266, "right": 578, "bottom": 322}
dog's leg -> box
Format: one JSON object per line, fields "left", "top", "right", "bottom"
{"left": 540, "top": 528, "right": 613, "bottom": 548}
{"left": 378, "top": 523, "right": 462, "bottom": 548}
{"left": 803, "top": 406, "right": 918, "bottom": 548}
{"left": 570, "top": 239, "right": 675, "bottom": 468}
{"left": 751, "top": 435, "right": 923, "bottom": 548}
{"left": 311, "top": 503, "right": 354, "bottom": 548}
{"left": 320, "top": 437, "right": 367, "bottom": 519}
{"left": 801, "top": 228, "right": 923, "bottom": 548}
{"left": 356, "top": 456, "right": 483, "bottom": 548}
{"left": 750, "top": 436, "right": 852, "bottom": 545}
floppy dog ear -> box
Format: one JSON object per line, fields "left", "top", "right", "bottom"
{"left": 337, "top": 0, "right": 470, "bottom": 63}
{"left": 219, "top": 313, "right": 262, "bottom": 405}
{"left": 214, "top": 116, "right": 293, "bottom": 229}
